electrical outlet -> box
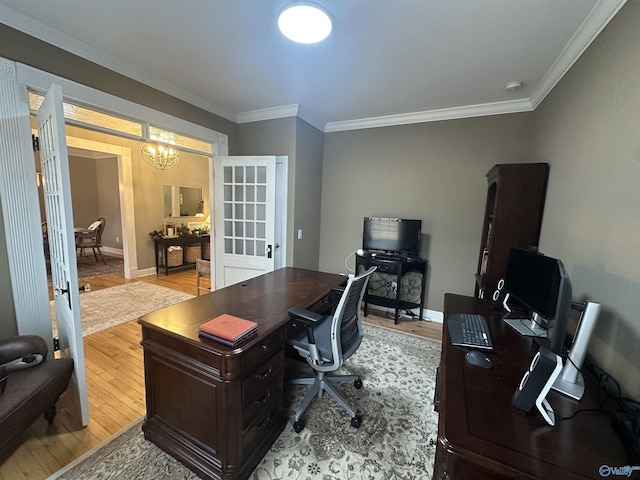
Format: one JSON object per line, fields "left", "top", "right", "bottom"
{"left": 115, "top": 237, "right": 119, "bottom": 243}
{"left": 297, "top": 229, "right": 303, "bottom": 240}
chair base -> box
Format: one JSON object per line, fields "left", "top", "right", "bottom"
{"left": 289, "top": 371, "right": 363, "bottom": 430}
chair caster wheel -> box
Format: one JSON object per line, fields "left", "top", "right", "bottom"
{"left": 293, "top": 420, "right": 305, "bottom": 433}
{"left": 354, "top": 378, "right": 363, "bottom": 389}
{"left": 351, "top": 415, "right": 363, "bottom": 428}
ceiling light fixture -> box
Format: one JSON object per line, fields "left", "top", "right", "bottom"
{"left": 278, "top": 3, "right": 332, "bottom": 44}
{"left": 141, "top": 142, "right": 179, "bottom": 170}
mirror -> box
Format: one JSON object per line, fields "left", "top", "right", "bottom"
{"left": 163, "top": 185, "right": 204, "bottom": 217}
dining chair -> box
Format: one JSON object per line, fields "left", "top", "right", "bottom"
{"left": 76, "top": 217, "right": 106, "bottom": 264}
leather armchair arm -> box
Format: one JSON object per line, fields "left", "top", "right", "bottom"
{"left": 0, "top": 335, "right": 48, "bottom": 370}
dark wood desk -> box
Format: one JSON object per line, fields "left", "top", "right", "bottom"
{"left": 434, "top": 294, "right": 628, "bottom": 480}
{"left": 138, "top": 268, "right": 346, "bottom": 480}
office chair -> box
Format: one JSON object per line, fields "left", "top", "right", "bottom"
{"left": 287, "top": 266, "right": 376, "bottom": 432}
{"left": 76, "top": 217, "right": 106, "bottom": 264}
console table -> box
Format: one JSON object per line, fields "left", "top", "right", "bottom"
{"left": 356, "top": 252, "right": 427, "bottom": 323}
{"left": 154, "top": 234, "right": 210, "bottom": 275}
{"left": 138, "top": 268, "right": 346, "bottom": 480}
{"left": 434, "top": 294, "right": 628, "bottom": 480}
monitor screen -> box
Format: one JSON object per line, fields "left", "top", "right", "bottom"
{"left": 504, "top": 247, "right": 572, "bottom": 354}
{"left": 362, "top": 217, "right": 422, "bottom": 256}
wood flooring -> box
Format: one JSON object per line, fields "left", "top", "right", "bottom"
{"left": 2, "top": 268, "right": 442, "bottom": 480}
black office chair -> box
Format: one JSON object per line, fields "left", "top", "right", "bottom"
{"left": 287, "top": 266, "right": 376, "bottom": 432}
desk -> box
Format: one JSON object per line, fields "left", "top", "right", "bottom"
{"left": 138, "top": 268, "right": 346, "bottom": 480}
{"left": 434, "top": 294, "right": 628, "bottom": 480}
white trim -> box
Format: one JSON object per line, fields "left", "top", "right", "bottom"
{"left": 66, "top": 136, "right": 138, "bottom": 279}
{"left": 16, "top": 63, "right": 228, "bottom": 150}
{"left": 529, "top": 0, "right": 628, "bottom": 109}
{"left": 0, "top": 0, "right": 625, "bottom": 134}
{"left": 324, "top": 99, "right": 534, "bottom": 133}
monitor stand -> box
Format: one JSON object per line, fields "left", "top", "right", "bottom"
{"left": 503, "top": 313, "right": 548, "bottom": 338}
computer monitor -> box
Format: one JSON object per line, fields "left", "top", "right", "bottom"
{"left": 362, "top": 217, "right": 422, "bottom": 256}
{"left": 503, "top": 247, "right": 572, "bottom": 354}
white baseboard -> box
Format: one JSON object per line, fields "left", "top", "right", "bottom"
{"left": 101, "top": 246, "right": 123, "bottom": 257}
{"left": 366, "top": 305, "right": 443, "bottom": 323}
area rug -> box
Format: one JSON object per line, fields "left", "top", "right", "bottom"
{"left": 76, "top": 254, "right": 124, "bottom": 279}
{"left": 51, "top": 282, "right": 194, "bottom": 337}
{"left": 49, "top": 323, "right": 441, "bottom": 479}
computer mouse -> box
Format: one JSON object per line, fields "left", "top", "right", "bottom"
{"left": 465, "top": 350, "right": 493, "bottom": 368}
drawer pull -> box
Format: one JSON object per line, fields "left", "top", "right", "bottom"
{"left": 258, "top": 413, "right": 272, "bottom": 429}
{"left": 255, "top": 365, "right": 273, "bottom": 381}
{"left": 254, "top": 389, "right": 272, "bottom": 406}
{"left": 261, "top": 344, "right": 269, "bottom": 351}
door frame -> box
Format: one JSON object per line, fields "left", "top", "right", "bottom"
{"left": 0, "top": 54, "right": 228, "bottom": 339}
{"left": 65, "top": 136, "right": 138, "bottom": 279}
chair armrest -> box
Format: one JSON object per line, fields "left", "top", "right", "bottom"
{"left": 0, "top": 335, "right": 48, "bottom": 369}
{"left": 288, "top": 307, "right": 324, "bottom": 326}
{"left": 331, "top": 286, "right": 345, "bottom": 295}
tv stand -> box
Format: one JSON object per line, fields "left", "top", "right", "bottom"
{"left": 355, "top": 251, "right": 427, "bottom": 324}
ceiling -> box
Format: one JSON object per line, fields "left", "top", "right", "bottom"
{"left": 0, "top": 0, "right": 627, "bottom": 132}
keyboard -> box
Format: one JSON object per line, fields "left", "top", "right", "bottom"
{"left": 447, "top": 313, "right": 493, "bottom": 349}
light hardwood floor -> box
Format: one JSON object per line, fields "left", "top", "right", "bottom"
{"left": 1, "top": 268, "right": 442, "bottom": 480}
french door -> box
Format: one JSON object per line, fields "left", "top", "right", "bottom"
{"left": 214, "top": 156, "right": 277, "bottom": 287}
{"left": 37, "top": 84, "right": 90, "bottom": 426}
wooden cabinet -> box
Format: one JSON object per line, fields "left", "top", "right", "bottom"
{"left": 475, "top": 163, "right": 549, "bottom": 299}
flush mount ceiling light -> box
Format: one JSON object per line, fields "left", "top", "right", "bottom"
{"left": 278, "top": 3, "right": 332, "bottom": 44}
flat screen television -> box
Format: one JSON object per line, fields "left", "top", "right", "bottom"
{"left": 362, "top": 217, "right": 422, "bottom": 256}
{"left": 503, "top": 247, "right": 572, "bottom": 355}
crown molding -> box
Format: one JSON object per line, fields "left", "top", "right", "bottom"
{"left": 529, "top": 0, "right": 628, "bottom": 109}
{"left": 324, "top": 99, "right": 534, "bottom": 132}
{"left": 0, "top": 4, "right": 236, "bottom": 122}
{"left": 1, "top": 0, "right": 626, "bottom": 133}
{"left": 236, "top": 103, "right": 325, "bottom": 131}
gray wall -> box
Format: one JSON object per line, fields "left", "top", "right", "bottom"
{"left": 530, "top": 1, "right": 640, "bottom": 400}
{"left": 67, "top": 155, "right": 123, "bottom": 250}
{"left": 319, "top": 114, "right": 534, "bottom": 313}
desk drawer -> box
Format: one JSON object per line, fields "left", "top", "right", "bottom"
{"left": 241, "top": 392, "right": 283, "bottom": 454}
{"left": 371, "top": 261, "right": 399, "bottom": 274}
{"left": 242, "top": 373, "right": 282, "bottom": 430}
{"left": 242, "top": 350, "right": 283, "bottom": 404}
{"left": 240, "top": 330, "right": 283, "bottom": 373}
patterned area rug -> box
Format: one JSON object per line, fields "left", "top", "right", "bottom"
{"left": 76, "top": 254, "right": 125, "bottom": 279}
{"left": 50, "top": 323, "right": 441, "bottom": 479}
{"left": 51, "top": 282, "right": 194, "bottom": 337}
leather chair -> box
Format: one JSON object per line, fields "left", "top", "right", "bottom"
{"left": 286, "top": 266, "right": 376, "bottom": 432}
{"left": 0, "top": 336, "right": 74, "bottom": 460}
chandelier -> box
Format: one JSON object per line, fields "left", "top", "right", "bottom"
{"left": 141, "top": 142, "right": 179, "bottom": 170}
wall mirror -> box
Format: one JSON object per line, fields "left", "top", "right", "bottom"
{"left": 163, "top": 185, "right": 204, "bottom": 217}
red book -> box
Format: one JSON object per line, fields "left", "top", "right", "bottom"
{"left": 198, "top": 314, "right": 258, "bottom": 343}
